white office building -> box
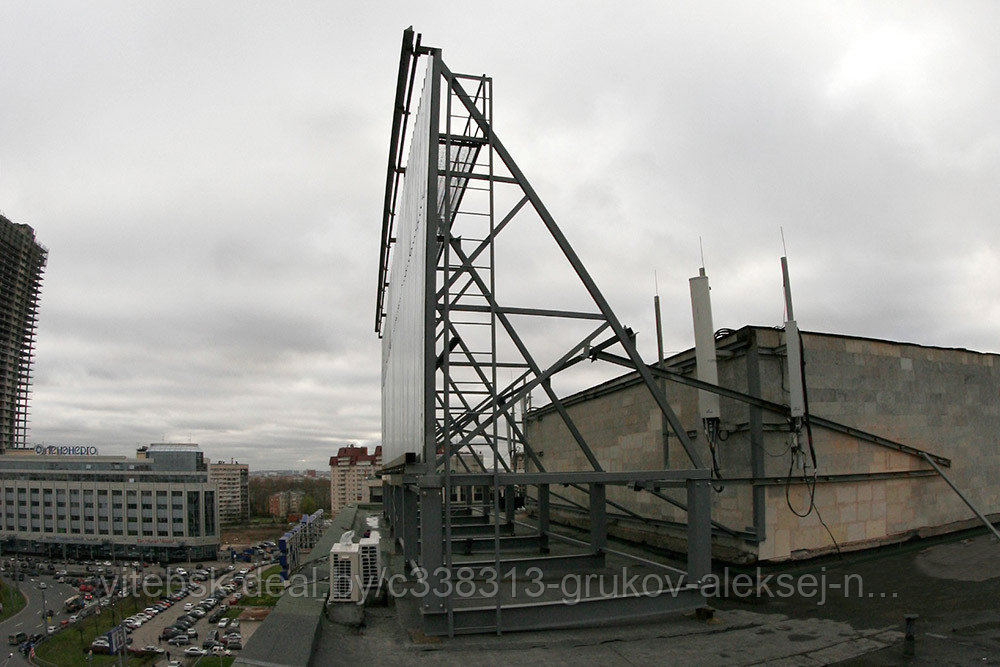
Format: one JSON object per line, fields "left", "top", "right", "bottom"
{"left": 0, "top": 443, "right": 220, "bottom": 562}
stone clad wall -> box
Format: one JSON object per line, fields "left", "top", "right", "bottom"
{"left": 526, "top": 326, "right": 1000, "bottom": 563}
{"left": 760, "top": 332, "right": 1000, "bottom": 560}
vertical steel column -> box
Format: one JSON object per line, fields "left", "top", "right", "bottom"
{"left": 403, "top": 486, "right": 418, "bottom": 563}
{"left": 384, "top": 481, "right": 392, "bottom": 523}
{"left": 420, "top": 50, "right": 446, "bottom": 615}
{"left": 419, "top": 486, "right": 445, "bottom": 613}
{"left": 590, "top": 483, "right": 607, "bottom": 552}
{"left": 686, "top": 479, "right": 711, "bottom": 584}
{"left": 441, "top": 60, "right": 456, "bottom": 639}
{"left": 746, "top": 331, "right": 766, "bottom": 540}
{"left": 393, "top": 484, "right": 403, "bottom": 544}
{"left": 504, "top": 485, "right": 516, "bottom": 525}
{"left": 537, "top": 484, "right": 550, "bottom": 546}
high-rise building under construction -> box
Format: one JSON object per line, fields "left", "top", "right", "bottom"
{"left": 0, "top": 214, "right": 46, "bottom": 452}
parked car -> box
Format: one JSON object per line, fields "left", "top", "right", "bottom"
{"left": 184, "top": 646, "right": 207, "bottom": 657}
{"left": 166, "top": 634, "right": 190, "bottom": 646}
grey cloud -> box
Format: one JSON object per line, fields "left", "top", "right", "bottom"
{"left": 3, "top": 2, "right": 998, "bottom": 470}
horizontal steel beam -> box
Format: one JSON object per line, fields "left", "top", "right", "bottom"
{"left": 445, "top": 303, "right": 605, "bottom": 320}
{"left": 448, "top": 514, "right": 490, "bottom": 526}
{"left": 449, "top": 522, "right": 515, "bottom": 537}
{"left": 426, "top": 534, "right": 547, "bottom": 555}
{"left": 419, "top": 469, "right": 710, "bottom": 487}
{"left": 455, "top": 552, "right": 606, "bottom": 575}
{"left": 720, "top": 469, "right": 939, "bottom": 486}
{"left": 422, "top": 587, "right": 705, "bottom": 635}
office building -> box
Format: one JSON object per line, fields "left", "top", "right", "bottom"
{"left": 0, "top": 443, "right": 220, "bottom": 562}
{"left": 0, "top": 215, "right": 46, "bottom": 452}
{"left": 208, "top": 460, "right": 250, "bottom": 525}
{"left": 329, "top": 445, "right": 381, "bottom": 514}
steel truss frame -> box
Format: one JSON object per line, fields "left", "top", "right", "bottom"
{"left": 376, "top": 29, "right": 711, "bottom": 636}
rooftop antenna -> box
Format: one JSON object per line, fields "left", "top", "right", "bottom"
{"left": 690, "top": 255, "right": 722, "bottom": 487}
{"left": 781, "top": 249, "right": 814, "bottom": 473}
{"left": 653, "top": 270, "right": 668, "bottom": 466}
{"left": 653, "top": 271, "right": 663, "bottom": 365}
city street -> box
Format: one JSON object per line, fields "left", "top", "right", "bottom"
{"left": 1, "top": 572, "right": 79, "bottom": 667}
{"left": 1, "top": 559, "right": 269, "bottom": 666}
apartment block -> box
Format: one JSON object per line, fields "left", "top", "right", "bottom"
{"left": 329, "top": 445, "right": 382, "bottom": 514}
{"left": 207, "top": 460, "right": 250, "bottom": 525}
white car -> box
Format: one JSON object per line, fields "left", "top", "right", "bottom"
{"left": 183, "top": 602, "right": 193, "bottom": 611}
{"left": 184, "top": 646, "right": 207, "bottom": 657}
{"left": 68, "top": 614, "right": 79, "bottom": 623}
{"left": 46, "top": 626, "right": 56, "bottom": 635}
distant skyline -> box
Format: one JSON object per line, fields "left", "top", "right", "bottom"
{"left": 2, "top": 3, "right": 998, "bottom": 470}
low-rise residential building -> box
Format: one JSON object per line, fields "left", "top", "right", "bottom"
{"left": 267, "top": 490, "right": 304, "bottom": 518}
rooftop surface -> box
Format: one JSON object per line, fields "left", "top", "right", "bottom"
{"left": 239, "top": 509, "right": 1000, "bottom": 666}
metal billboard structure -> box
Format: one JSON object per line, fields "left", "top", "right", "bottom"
{"left": 376, "top": 28, "right": 712, "bottom": 636}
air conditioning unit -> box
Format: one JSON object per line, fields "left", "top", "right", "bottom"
{"left": 329, "top": 542, "right": 361, "bottom": 603}
{"left": 358, "top": 531, "right": 382, "bottom": 593}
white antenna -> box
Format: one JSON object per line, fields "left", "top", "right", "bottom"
{"left": 698, "top": 236, "right": 706, "bottom": 270}
{"left": 689, "top": 267, "right": 719, "bottom": 420}
{"left": 782, "top": 256, "right": 804, "bottom": 419}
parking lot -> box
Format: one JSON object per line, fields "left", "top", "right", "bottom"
{"left": 3, "top": 555, "right": 274, "bottom": 666}
{"left": 128, "top": 563, "right": 266, "bottom": 664}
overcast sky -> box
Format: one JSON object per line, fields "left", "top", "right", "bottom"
{"left": 1, "top": 2, "right": 997, "bottom": 471}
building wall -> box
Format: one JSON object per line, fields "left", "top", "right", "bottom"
{"left": 267, "top": 490, "right": 304, "bottom": 518}
{"left": 208, "top": 462, "right": 250, "bottom": 525}
{"left": 329, "top": 446, "right": 382, "bottom": 513}
{"left": 525, "top": 327, "right": 1000, "bottom": 562}
{"left": 0, "top": 216, "right": 46, "bottom": 451}
{"left": 0, "top": 455, "right": 220, "bottom": 561}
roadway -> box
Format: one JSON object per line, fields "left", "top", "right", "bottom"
{"left": 2, "top": 559, "right": 269, "bottom": 666}
{"left": 1, "top": 572, "right": 80, "bottom": 667}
